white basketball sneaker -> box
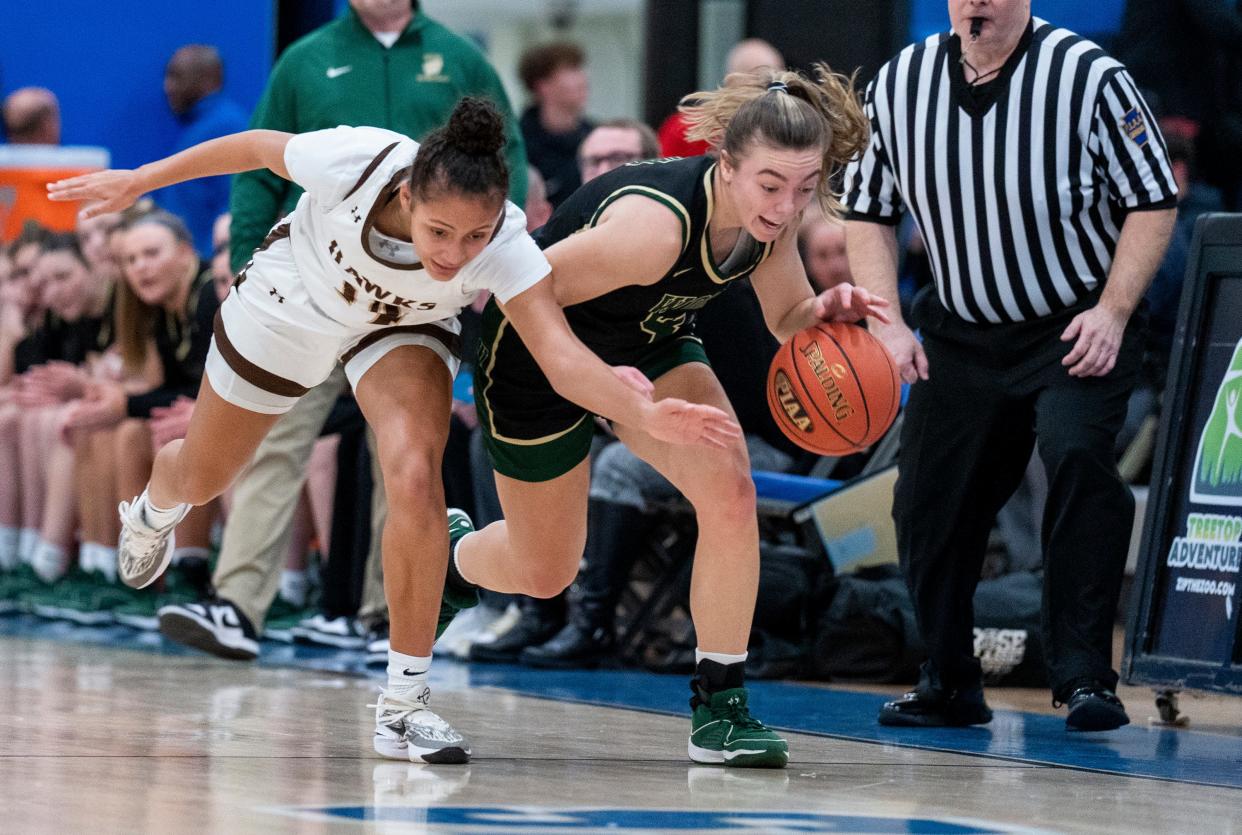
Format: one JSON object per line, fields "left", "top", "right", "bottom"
{"left": 116, "top": 493, "right": 190, "bottom": 589}
{"left": 372, "top": 685, "right": 471, "bottom": 764}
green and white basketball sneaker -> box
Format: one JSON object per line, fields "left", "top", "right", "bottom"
{"left": 438, "top": 508, "right": 478, "bottom": 638}
{"left": 688, "top": 687, "right": 789, "bottom": 769}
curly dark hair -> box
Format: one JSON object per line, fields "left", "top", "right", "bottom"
{"left": 407, "top": 96, "right": 509, "bottom": 206}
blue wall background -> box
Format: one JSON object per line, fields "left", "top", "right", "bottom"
{"left": 0, "top": 1, "right": 1130, "bottom": 170}
{"left": 910, "top": 0, "right": 1126, "bottom": 44}
{"left": 0, "top": 1, "right": 276, "bottom": 168}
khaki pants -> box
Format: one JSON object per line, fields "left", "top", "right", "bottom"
{"left": 213, "top": 365, "right": 387, "bottom": 631}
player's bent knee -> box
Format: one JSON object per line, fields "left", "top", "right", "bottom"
{"left": 521, "top": 562, "right": 580, "bottom": 598}
{"left": 506, "top": 528, "right": 584, "bottom": 598}
{"left": 686, "top": 462, "right": 755, "bottom": 524}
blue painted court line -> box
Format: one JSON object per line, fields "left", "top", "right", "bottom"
{"left": 291, "top": 805, "right": 1027, "bottom": 833}
{"left": 462, "top": 665, "right": 1242, "bottom": 790}
{"left": 3, "top": 613, "right": 1240, "bottom": 790}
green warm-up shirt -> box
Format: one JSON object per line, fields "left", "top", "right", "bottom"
{"left": 230, "top": 7, "right": 527, "bottom": 272}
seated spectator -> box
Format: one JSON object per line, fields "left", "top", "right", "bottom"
{"left": 209, "top": 212, "right": 234, "bottom": 302}
{"left": 657, "top": 39, "right": 783, "bottom": 158}
{"left": 577, "top": 119, "right": 660, "bottom": 182}
{"left": 15, "top": 235, "right": 113, "bottom": 590}
{"left": 0, "top": 226, "right": 52, "bottom": 601}
{"left": 0, "top": 226, "right": 118, "bottom": 615}
{"left": 798, "top": 213, "right": 853, "bottom": 292}
{"left": 0, "top": 224, "right": 50, "bottom": 385}
{"left": 77, "top": 212, "right": 123, "bottom": 291}
{"left": 518, "top": 41, "right": 593, "bottom": 207}
{"left": 67, "top": 211, "right": 220, "bottom": 623}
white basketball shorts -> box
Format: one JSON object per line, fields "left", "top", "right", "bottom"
{"left": 205, "top": 237, "right": 462, "bottom": 414}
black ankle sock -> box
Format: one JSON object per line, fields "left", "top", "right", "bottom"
{"left": 690, "top": 659, "right": 746, "bottom": 708}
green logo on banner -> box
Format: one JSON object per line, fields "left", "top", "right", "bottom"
{"left": 1192, "top": 338, "right": 1242, "bottom": 506}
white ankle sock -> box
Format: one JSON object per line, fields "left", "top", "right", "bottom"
{"left": 280, "top": 569, "right": 309, "bottom": 607}
{"left": 453, "top": 531, "right": 475, "bottom": 585}
{"left": 92, "top": 544, "right": 119, "bottom": 583}
{"left": 18, "top": 528, "right": 39, "bottom": 564}
{"left": 0, "top": 526, "right": 19, "bottom": 570}
{"left": 139, "top": 489, "right": 187, "bottom": 530}
{"left": 31, "top": 540, "right": 67, "bottom": 584}
{"left": 77, "top": 543, "right": 97, "bottom": 573}
{"left": 387, "top": 649, "right": 431, "bottom": 696}
{"left": 80, "top": 542, "right": 111, "bottom": 573}
{"left": 695, "top": 649, "right": 748, "bottom": 666}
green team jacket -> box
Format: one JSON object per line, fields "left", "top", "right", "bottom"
{"left": 230, "top": 6, "right": 527, "bottom": 272}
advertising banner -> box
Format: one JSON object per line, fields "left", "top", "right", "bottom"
{"left": 1127, "top": 214, "right": 1242, "bottom": 695}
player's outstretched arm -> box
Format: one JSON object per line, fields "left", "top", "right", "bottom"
{"left": 751, "top": 223, "right": 890, "bottom": 343}
{"left": 502, "top": 279, "right": 741, "bottom": 449}
{"left": 48, "top": 130, "right": 294, "bottom": 219}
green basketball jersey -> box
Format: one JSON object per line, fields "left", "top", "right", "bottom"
{"left": 533, "top": 155, "right": 774, "bottom": 353}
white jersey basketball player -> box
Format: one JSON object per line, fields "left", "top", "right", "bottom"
{"left": 49, "top": 97, "right": 739, "bottom": 764}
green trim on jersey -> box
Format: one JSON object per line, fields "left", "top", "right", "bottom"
{"left": 588, "top": 185, "right": 693, "bottom": 258}
{"left": 697, "top": 164, "right": 774, "bottom": 284}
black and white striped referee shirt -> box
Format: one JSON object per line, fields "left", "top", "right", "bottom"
{"left": 842, "top": 17, "right": 1178, "bottom": 324}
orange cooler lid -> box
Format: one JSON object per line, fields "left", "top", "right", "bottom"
{"left": 0, "top": 145, "right": 110, "bottom": 241}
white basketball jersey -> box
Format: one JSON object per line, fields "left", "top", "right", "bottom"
{"left": 274, "top": 125, "right": 549, "bottom": 329}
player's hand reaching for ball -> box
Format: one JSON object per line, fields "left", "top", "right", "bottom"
{"left": 812, "top": 283, "right": 891, "bottom": 325}
{"left": 641, "top": 398, "right": 742, "bottom": 449}
{"left": 607, "top": 364, "right": 737, "bottom": 446}
{"left": 47, "top": 169, "right": 145, "bottom": 219}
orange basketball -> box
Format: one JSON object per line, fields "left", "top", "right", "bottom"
{"left": 767, "top": 321, "right": 901, "bottom": 456}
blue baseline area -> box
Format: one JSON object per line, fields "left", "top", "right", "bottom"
{"left": 2, "top": 614, "right": 1240, "bottom": 791}
{"left": 302, "top": 805, "right": 1012, "bottom": 833}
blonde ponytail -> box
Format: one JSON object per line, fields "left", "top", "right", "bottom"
{"left": 680, "top": 62, "right": 869, "bottom": 218}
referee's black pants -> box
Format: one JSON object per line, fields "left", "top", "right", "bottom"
{"left": 894, "top": 288, "right": 1145, "bottom": 700}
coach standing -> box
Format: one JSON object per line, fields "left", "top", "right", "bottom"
{"left": 843, "top": 0, "right": 1177, "bottom": 732}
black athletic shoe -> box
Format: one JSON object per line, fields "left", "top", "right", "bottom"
{"left": 158, "top": 597, "right": 259, "bottom": 660}
{"left": 520, "top": 622, "right": 614, "bottom": 669}
{"left": 1064, "top": 684, "right": 1130, "bottom": 731}
{"left": 468, "top": 609, "right": 562, "bottom": 663}
{"left": 878, "top": 686, "right": 993, "bottom": 727}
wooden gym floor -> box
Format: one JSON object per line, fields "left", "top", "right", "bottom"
{"left": 1, "top": 620, "right": 1239, "bottom": 834}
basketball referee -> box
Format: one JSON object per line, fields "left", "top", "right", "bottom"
{"left": 843, "top": 0, "right": 1177, "bottom": 731}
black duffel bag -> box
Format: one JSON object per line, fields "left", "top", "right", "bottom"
{"left": 809, "top": 566, "right": 1047, "bottom": 686}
